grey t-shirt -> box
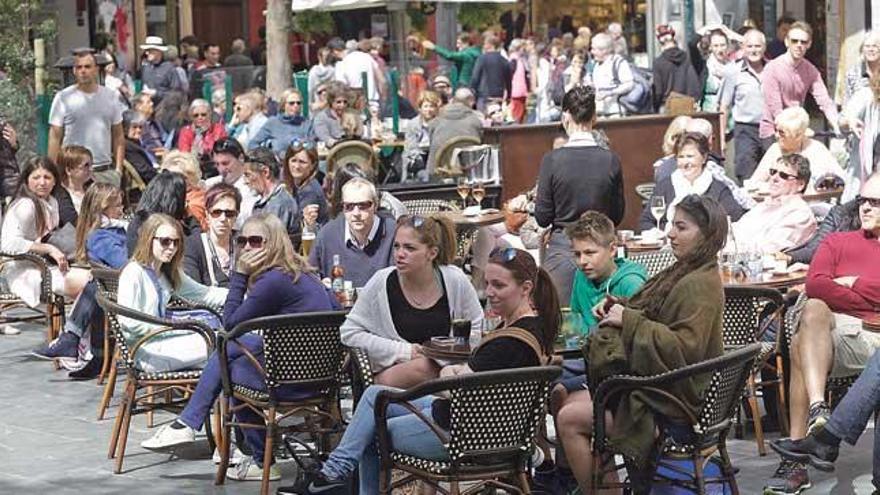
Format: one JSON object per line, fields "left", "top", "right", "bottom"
{"left": 49, "top": 85, "right": 124, "bottom": 168}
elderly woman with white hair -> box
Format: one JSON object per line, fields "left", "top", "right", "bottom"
{"left": 842, "top": 30, "right": 880, "bottom": 106}
{"left": 227, "top": 92, "right": 268, "bottom": 149}
{"left": 750, "top": 106, "right": 845, "bottom": 193}
{"left": 178, "top": 98, "right": 228, "bottom": 174}
{"left": 587, "top": 32, "right": 634, "bottom": 117}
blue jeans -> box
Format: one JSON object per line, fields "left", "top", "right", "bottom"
{"left": 824, "top": 349, "right": 880, "bottom": 487}
{"left": 178, "top": 334, "right": 315, "bottom": 465}
{"left": 65, "top": 279, "right": 99, "bottom": 338}
{"left": 322, "top": 385, "right": 449, "bottom": 495}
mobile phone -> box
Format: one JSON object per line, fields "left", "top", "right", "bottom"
{"left": 602, "top": 295, "right": 620, "bottom": 313}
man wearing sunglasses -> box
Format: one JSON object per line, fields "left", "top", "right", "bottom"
{"left": 308, "top": 178, "right": 395, "bottom": 287}
{"left": 759, "top": 21, "right": 840, "bottom": 150}
{"left": 244, "top": 147, "right": 300, "bottom": 237}
{"left": 207, "top": 138, "right": 257, "bottom": 228}
{"left": 764, "top": 173, "right": 880, "bottom": 495}
{"left": 731, "top": 153, "right": 817, "bottom": 254}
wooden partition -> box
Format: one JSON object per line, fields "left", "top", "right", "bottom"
{"left": 482, "top": 113, "right": 722, "bottom": 230}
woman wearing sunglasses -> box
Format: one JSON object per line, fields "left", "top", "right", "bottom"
{"left": 178, "top": 98, "right": 228, "bottom": 172}
{"left": 284, "top": 247, "right": 560, "bottom": 495}
{"left": 248, "top": 88, "right": 315, "bottom": 156}
{"left": 340, "top": 214, "right": 483, "bottom": 389}
{"left": 282, "top": 141, "right": 329, "bottom": 228}
{"left": 117, "top": 213, "right": 228, "bottom": 373}
{"left": 184, "top": 183, "right": 241, "bottom": 287}
{"left": 141, "top": 213, "right": 340, "bottom": 482}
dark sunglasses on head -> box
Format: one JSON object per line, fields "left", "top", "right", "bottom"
{"left": 153, "top": 237, "right": 180, "bottom": 248}
{"left": 856, "top": 195, "right": 880, "bottom": 208}
{"left": 213, "top": 138, "right": 244, "bottom": 157}
{"left": 343, "top": 201, "right": 375, "bottom": 212}
{"left": 235, "top": 235, "right": 265, "bottom": 249}
{"left": 289, "top": 139, "right": 315, "bottom": 150}
{"left": 210, "top": 209, "right": 238, "bottom": 219}
{"left": 397, "top": 214, "right": 429, "bottom": 229}
{"left": 769, "top": 168, "right": 798, "bottom": 181}
{"left": 491, "top": 247, "right": 520, "bottom": 263}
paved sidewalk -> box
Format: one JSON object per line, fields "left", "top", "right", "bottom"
{"left": 1, "top": 321, "right": 877, "bottom": 494}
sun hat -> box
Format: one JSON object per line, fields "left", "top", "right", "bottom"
{"left": 140, "top": 36, "right": 168, "bottom": 52}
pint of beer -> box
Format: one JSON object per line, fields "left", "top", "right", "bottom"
{"left": 301, "top": 231, "right": 316, "bottom": 257}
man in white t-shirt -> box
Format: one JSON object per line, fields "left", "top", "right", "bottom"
{"left": 334, "top": 39, "right": 385, "bottom": 103}
{"left": 587, "top": 33, "right": 634, "bottom": 117}
{"left": 48, "top": 49, "right": 124, "bottom": 186}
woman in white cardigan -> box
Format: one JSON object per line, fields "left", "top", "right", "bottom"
{"left": 117, "top": 213, "right": 227, "bottom": 373}
{"left": 341, "top": 214, "right": 483, "bottom": 388}
{"left": 0, "top": 157, "right": 90, "bottom": 335}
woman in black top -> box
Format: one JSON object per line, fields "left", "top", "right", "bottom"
{"left": 285, "top": 247, "right": 561, "bottom": 495}
{"left": 536, "top": 85, "right": 625, "bottom": 303}
{"left": 183, "top": 182, "right": 241, "bottom": 287}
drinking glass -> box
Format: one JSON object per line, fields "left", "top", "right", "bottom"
{"left": 456, "top": 177, "right": 471, "bottom": 209}
{"left": 472, "top": 180, "right": 486, "bottom": 210}
{"left": 649, "top": 196, "right": 666, "bottom": 232}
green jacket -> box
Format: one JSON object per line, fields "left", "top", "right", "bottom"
{"left": 570, "top": 258, "right": 647, "bottom": 331}
{"left": 433, "top": 45, "right": 481, "bottom": 88}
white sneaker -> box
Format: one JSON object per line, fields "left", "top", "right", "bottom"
{"left": 1, "top": 326, "right": 20, "bottom": 335}
{"left": 226, "top": 456, "right": 281, "bottom": 481}
{"left": 140, "top": 422, "right": 196, "bottom": 451}
{"left": 213, "top": 443, "right": 247, "bottom": 466}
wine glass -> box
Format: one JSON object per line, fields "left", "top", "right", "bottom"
{"left": 456, "top": 177, "right": 471, "bottom": 209}
{"left": 472, "top": 180, "right": 486, "bottom": 211}
{"left": 649, "top": 196, "right": 666, "bottom": 233}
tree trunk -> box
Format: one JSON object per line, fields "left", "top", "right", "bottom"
{"left": 266, "top": 0, "right": 291, "bottom": 101}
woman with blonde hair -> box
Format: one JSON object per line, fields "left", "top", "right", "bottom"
{"left": 140, "top": 213, "right": 340, "bottom": 481}
{"left": 402, "top": 90, "right": 441, "bottom": 180}
{"left": 160, "top": 150, "right": 208, "bottom": 230}
{"left": 227, "top": 91, "right": 267, "bottom": 149}
{"left": 841, "top": 70, "right": 880, "bottom": 200}
{"left": 341, "top": 214, "right": 483, "bottom": 388}
{"left": 652, "top": 115, "right": 692, "bottom": 181}
{"left": 117, "top": 213, "right": 227, "bottom": 372}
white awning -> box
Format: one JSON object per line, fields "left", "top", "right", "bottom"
{"left": 292, "top": 0, "right": 514, "bottom": 12}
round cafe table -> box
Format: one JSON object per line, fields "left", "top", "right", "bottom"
{"left": 421, "top": 337, "right": 582, "bottom": 362}
{"left": 625, "top": 239, "right": 665, "bottom": 254}
{"left": 440, "top": 209, "right": 505, "bottom": 228}
{"left": 720, "top": 268, "right": 808, "bottom": 290}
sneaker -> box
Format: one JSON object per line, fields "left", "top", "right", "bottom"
{"left": 276, "top": 468, "right": 347, "bottom": 494}
{"left": 530, "top": 460, "right": 560, "bottom": 494}
{"left": 1, "top": 325, "right": 21, "bottom": 335}
{"left": 140, "top": 422, "right": 196, "bottom": 451}
{"left": 763, "top": 460, "right": 811, "bottom": 495}
{"left": 226, "top": 456, "right": 281, "bottom": 481}
{"left": 213, "top": 443, "right": 247, "bottom": 466}
{"left": 30, "top": 332, "right": 78, "bottom": 360}
{"left": 770, "top": 435, "right": 838, "bottom": 472}
{"left": 68, "top": 357, "right": 101, "bottom": 380}
{"left": 807, "top": 401, "right": 831, "bottom": 436}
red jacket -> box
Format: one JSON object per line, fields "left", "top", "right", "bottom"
{"left": 178, "top": 123, "right": 227, "bottom": 158}
{"left": 805, "top": 230, "right": 880, "bottom": 319}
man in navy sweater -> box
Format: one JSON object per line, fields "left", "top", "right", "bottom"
{"left": 470, "top": 34, "right": 511, "bottom": 111}
{"left": 308, "top": 178, "right": 396, "bottom": 287}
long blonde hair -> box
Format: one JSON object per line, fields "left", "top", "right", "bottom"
{"left": 74, "top": 183, "right": 123, "bottom": 263}
{"left": 240, "top": 213, "right": 313, "bottom": 287}
{"left": 131, "top": 213, "right": 185, "bottom": 289}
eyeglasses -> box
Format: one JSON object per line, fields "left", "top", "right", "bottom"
{"left": 287, "top": 100, "right": 303, "bottom": 105}
{"left": 235, "top": 235, "right": 265, "bottom": 248}
{"left": 210, "top": 209, "right": 238, "bottom": 219}
{"left": 789, "top": 38, "right": 810, "bottom": 45}
{"left": 192, "top": 112, "right": 209, "bottom": 118}
{"left": 769, "top": 168, "right": 798, "bottom": 181}
{"left": 343, "top": 201, "right": 375, "bottom": 212}
{"left": 289, "top": 139, "right": 315, "bottom": 150}
{"left": 856, "top": 195, "right": 880, "bottom": 209}
{"left": 153, "top": 237, "right": 180, "bottom": 248}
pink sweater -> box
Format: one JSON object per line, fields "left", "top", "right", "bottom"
{"left": 510, "top": 54, "right": 529, "bottom": 99}
{"left": 759, "top": 55, "right": 839, "bottom": 139}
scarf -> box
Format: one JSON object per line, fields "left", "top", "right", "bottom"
{"left": 667, "top": 167, "right": 713, "bottom": 227}
{"left": 100, "top": 215, "right": 130, "bottom": 230}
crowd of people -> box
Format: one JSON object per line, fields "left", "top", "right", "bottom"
{"left": 0, "top": 12, "right": 879, "bottom": 495}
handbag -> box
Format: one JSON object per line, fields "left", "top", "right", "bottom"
{"left": 44, "top": 223, "right": 77, "bottom": 259}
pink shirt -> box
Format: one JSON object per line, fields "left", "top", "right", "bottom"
{"left": 759, "top": 55, "right": 839, "bottom": 139}
{"left": 510, "top": 54, "right": 529, "bottom": 98}
{"left": 732, "top": 194, "right": 817, "bottom": 254}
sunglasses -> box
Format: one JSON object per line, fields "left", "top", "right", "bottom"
{"left": 210, "top": 209, "right": 238, "bottom": 219}
{"left": 491, "top": 247, "right": 520, "bottom": 263}
{"left": 153, "top": 237, "right": 180, "bottom": 248}
{"left": 856, "top": 195, "right": 880, "bottom": 209}
{"left": 343, "top": 201, "right": 375, "bottom": 212}
{"left": 235, "top": 235, "right": 265, "bottom": 248}
{"left": 289, "top": 139, "right": 315, "bottom": 150}
{"left": 789, "top": 38, "right": 810, "bottom": 45}
{"left": 213, "top": 139, "right": 243, "bottom": 156}
{"left": 769, "top": 168, "right": 798, "bottom": 181}
{"left": 287, "top": 100, "right": 303, "bottom": 105}
{"left": 192, "top": 112, "right": 209, "bottom": 118}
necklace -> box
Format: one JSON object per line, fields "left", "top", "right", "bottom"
{"left": 400, "top": 271, "right": 440, "bottom": 308}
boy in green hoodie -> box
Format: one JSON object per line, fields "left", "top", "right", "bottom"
{"left": 422, "top": 34, "right": 482, "bottom": 89}
{"left": 567, "top": 211, "right": 648, "bottom": 331}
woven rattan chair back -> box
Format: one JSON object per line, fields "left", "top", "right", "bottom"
{"left": 628, "top": 249, "right": 677, "bottom": 278}
{"left": 400, "top": 198, "right": 460, "bottom": 217}
{"left": 722, "top": 286, "right": 784, "bottom": 348}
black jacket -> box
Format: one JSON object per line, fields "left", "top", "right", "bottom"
{"left": 470, "top": 51, "right": 512, "bottom": 100}
{"left": 651, "top": 47, "right": 701, "bottom": 111}
{"left": 183, "top": 231, "right": 231, "bottom": 288}
{"left": 638, "top": 176, "right": 744, "bottom": 232}
{"left": 125, "top": 139, "right": 158, "bottom": 185}
{"left": 787, "top": 200, "right": 861, "bottom": 264}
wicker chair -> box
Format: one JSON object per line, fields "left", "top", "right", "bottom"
{"left": 400, "top": 198, "right": 460, "bottom": 217}
{"left": 214, "top": 311, "right": 348, "bottom": 495}
{"left": 92, "top": 266, "right": 121, "bottom": 420}
{"left": 722, "top": 286, "right": 788, "bottom": 455}
{"left": 95, "top": 292, "right": 217, "bottom": 474}
{"left": 374, "top": 366, "right": 561, "bottom": 495}
{"left": 434, "top": 136, "right": 481, "bottom": 177}
{"left": 0, "top": 251, "right": 65, "bottom": 341}
{"left": 628, "top": 248, "right": 677, "bottom": 278}
{"left": 326, "top": 140, "right": 377, "bottom": 175}
{"left": 591, "top": 343, "right": 763, "bottom": 494}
